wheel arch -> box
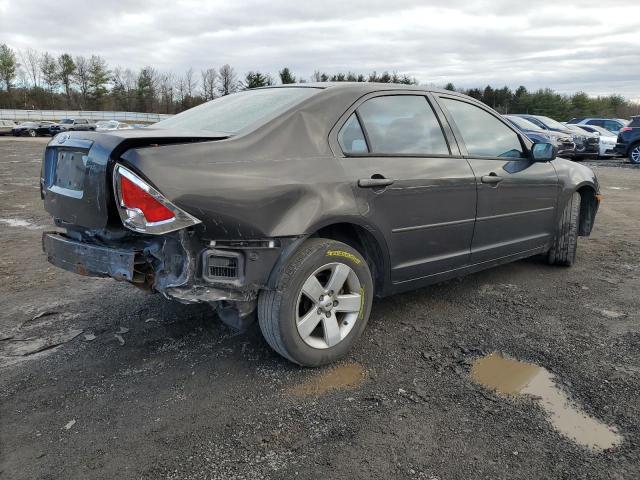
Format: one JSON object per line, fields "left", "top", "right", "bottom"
{"left": 575, "top": 183, "right": 599, "bottom": 236}
{"left": 312, "top": 221, "right": 390, "bottom": 296}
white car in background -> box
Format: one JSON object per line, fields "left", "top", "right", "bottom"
{"left": 95, "top": 120, "right": 132, "bottom": 132}
{"left": 572, "top": 124, "right": 619, "bottom": 158}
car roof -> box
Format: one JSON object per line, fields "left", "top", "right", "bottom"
{"left": 255, "top": 82, "right": 457, "bottom": 96}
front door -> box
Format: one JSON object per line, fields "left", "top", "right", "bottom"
{"left": 334, "top": 93, "right": 477, "bottom": 284}
{"left": 436, "top": 95, "right": 559, "bottom": 264}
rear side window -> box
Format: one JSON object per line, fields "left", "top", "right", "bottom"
{"left": 441, "top": 98, "right": 524, "bottom": 158}
{"left": 155, "top": 87, "right": 320, "bottom": 134}
{"left": 338, "top": 114, "right": 368, "bottom": 154}
{"left": 630, "top": 118, "right": 640, "bottom": 127}
{"left": 356, "top": 96, "right": 449, "bottom": 155}
{"left": 586, "top": 119, "right": 604, "bottom": 127}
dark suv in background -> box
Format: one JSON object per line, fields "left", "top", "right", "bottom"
{"left": 615, "top": 116, "right": 640, "bottom": 164}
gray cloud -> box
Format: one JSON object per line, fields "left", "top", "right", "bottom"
{"left": 1, "top": 0, "right": 638, "bottom": 98}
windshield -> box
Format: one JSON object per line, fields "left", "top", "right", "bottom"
{"left": 154, "top": 87, "right": 321, "bottom": 134}
{"left": 535, "top": 115, "right": 567, "bottom": 130}
{"left": 506, "top": 115, "right": 541, "bottom": 131}
{"left": 59, "top": 119, "right": 73, "bottom": 124}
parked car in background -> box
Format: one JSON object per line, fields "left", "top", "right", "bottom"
{"left": 0, "top": 119, "right": 17, "bottom": 135}
{"left": 40, "top": 83, "right": 601, "bottom": 366}
{"left": 563, "top": 124, "right": 601, "bottom": 159}
{"left": 504, "top": 115, "right": 575, "bottom": 157}
{"left": 12, "top": 121, "right": 54, "bottom": 137}
{"left": 49, "top": 118, "right": 96, "bottom": 135}
{"left": 615, "top": 116, "right": 640, "bottom": 164}
{"left": 515, "top": 114, "right": 597, "bottom": 160}
{"left": 96, "top": 120, "right": 133, "bottom": 132}
{"left": 567, "top": 118, "right": 629, "bottom": 134}
{"left": 572, "top": 125, "right": 619, "bottom": 158}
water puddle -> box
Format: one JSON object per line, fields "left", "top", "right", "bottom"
{"left": 471, "top": 353, "right": 623, "bottom": 451}
{"left": 289, "top": 362, "right": 366, "bottom": 398}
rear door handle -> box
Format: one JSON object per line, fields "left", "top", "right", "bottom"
{"left": 358, "top": 177, "right": 395, "bottom": 188}
{"left": 481, "top": 174, "right": 503, "bottom": 185}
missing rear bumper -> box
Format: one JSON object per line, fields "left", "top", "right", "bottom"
{"left": 42, "top": 232, "right": 138, "bottom": 281}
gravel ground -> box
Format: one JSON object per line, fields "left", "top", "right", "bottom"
{"left": 0, "top": 138, "right": 638, "bottom": 480}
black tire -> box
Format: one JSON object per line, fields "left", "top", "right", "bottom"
{"left": 258, "top": 238, "right": 374, "bottom": 366}
{"left": 548, "top": 192, "right": 580, "bottom": 266}
{"left": 629, "top": 144, "right": 640, "bottom": 164}
{"left": 28, "top": 130, "right": 36, "bottom": 137}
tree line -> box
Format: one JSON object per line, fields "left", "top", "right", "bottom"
{"left": 0, "top": 44, "right": 637, "bottom": 120}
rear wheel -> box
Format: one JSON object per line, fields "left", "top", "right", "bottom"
{"left": 28, "top": 130, "right": 36, "bottom": 137}
{"left": 258, "top": 238, "right": 373, "bottom": 366}
{"left": 548, "top": 192, "right": 580, "bottom": 266}
{"left": 629, "top": 144, "right": 640, "bottom": 164}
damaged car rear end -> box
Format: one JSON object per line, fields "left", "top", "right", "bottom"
{"left": 41, "top": 88, "right": 325, "bottom": 335}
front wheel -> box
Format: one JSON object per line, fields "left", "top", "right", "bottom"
{"left": 28, "top": 130, "right": 36, "bottom": 137}
{"left": 258, "top": 238, "right": 373, "bottom": 366}
{"left": 629, "top": 144, "right": 640, "bottom": 164}
{"left": 548, "top": 192, "right": 580, "bottom": 266}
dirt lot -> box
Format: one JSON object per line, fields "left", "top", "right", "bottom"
{"left": 0, "top": 137, "right": 638, "bottom": 480}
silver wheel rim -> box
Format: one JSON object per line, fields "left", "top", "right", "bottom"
{"left": 295, "top": 262, "right": 362, "bottom": 349}
{"left": 632, "top": 146, "right": 640, "bottom": 163}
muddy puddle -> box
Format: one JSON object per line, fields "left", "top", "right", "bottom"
{"left": 289, "top": 362, "right": 366, "bottom": 398}
{"left": 471, "top": 353, "right": 623, "bottom": 451}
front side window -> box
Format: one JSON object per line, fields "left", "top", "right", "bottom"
{"left": 604, "top": 120, "right": 621, "bottom": 132}
{"left": 441, "top": 98, "right": 524, "bottom": 158}
{"left": 356, "top": 96, "right": 449, "bottom": 155}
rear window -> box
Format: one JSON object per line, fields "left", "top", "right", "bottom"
{"left": 154, "top": 87, "right": 320, "bottom": 134}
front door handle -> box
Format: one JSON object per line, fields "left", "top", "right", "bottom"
{"left": 481, "top": 174, "right": 503, "bottom": 185}
{"left": 358, "top": 177, "right": 395, "bottom": 188}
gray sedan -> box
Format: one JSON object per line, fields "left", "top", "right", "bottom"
{"left": 40, "top": 83, "right": 601, "bottom": 365}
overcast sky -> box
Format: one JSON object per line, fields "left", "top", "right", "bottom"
{"left": 1, "top": 0, "right": 638, "bottom": 99}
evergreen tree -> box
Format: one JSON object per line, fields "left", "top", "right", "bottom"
{"left": 243, "top": 71, "right": 273, "bottom": 89}
{"left": 279, "top": 67, "right": 296, "bottom": 84}
{"left": 0, "top": 44, "right": 18, "bottom": 92}
{"left": 57, "top": 53, "right": 76, "bottom": 104}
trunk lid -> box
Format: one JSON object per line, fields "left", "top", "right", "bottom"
{"left": 41, "top": 129, "right": 230, "bottom": 229}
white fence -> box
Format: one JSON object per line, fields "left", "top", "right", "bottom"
{"left": 0, "top": 109, "right": 173, "bottom": 123}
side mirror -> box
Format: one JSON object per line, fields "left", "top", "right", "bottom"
{"left": 531, "top": 142, "right": 557, "bottom": 162}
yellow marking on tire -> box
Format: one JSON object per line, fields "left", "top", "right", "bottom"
{"left": 359, "top": 287, "right": 365, "bottom": 319}
{"left": 326, "top": 250, "right": 361, "bottom": 264}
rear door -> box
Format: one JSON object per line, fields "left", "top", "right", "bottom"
{"left": 435, "top": 95, "right": 559, "bottom": 264}
{"left": 332, "top": 92, "right": 477, "bottom": 284}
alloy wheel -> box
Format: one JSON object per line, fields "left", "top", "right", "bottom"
{"left": 295, "top": 262, "right": 362, "bottom": 349}
{"left": 631, "top": 146, "right": 640, "bottom": 164}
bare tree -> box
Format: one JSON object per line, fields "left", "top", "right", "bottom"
{"left": 158, "top": 71, "right": 175, "bottom": 113}
{"left": 217, "top": 64, "right": 238, "bottom": 96}
{"left": 201, "top": 68, "right": 217, "bottom": 100}
{"left": 184, "top": 67, "right": 197, "bottom": 99}
{"left": 20, "top": 48, "right": 41, "bottom": 88}
{"left": 73, "top": 56, "right": 90, "bottom": 108}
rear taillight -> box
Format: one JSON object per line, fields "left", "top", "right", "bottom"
{"left": 113, "top": 165, "right": 201, "bottom": 234}
{"left": 120, "top": 175, "right": 175, "bottom": 223}
{"left": 620, "top": 127, "right": 632, "bottom": 133}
